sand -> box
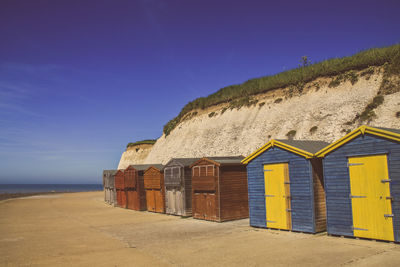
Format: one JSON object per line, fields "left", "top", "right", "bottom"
{"left": 1, "top": 191, "right": 399, "bottom": 266}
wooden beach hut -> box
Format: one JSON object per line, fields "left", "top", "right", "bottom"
{"left": 190, "top": 156, "right": 249, "bottom": 222}
{"left": 115, "top": 169, "right": 127, "bottom": 208}
{"left": 242, "top": 139, "right": 329, "bottom": 233}
{"left": 103, "top": 170, "right": 117, "bottom": 206}
{"left": 123, "top": 165, "right": 148, "bottom": 211}
{"left": 143, "top": 164, "right": 165, "bottom": 213}
{"left": 163, "top": 158, "right": 199, "bottom": 216}
{"left": 315, "top": 126, "right": 400, "bottom": 242}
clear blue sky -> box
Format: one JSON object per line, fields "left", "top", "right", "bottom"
{"left": 0, "top": 0, "right": 399, "bottom": 184}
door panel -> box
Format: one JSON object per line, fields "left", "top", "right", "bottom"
{"left": 146, "top": 190, "right": 155, "bottom": 212}
{"left": 193, "top": 193, "right": 204, "bottom": 219}
{"left": 176, "top": 191, "right": 183, "bottom": 216}
{"left": 264, "top": 163, "right": 291, "bottom": 230}
{"left": 166, "top": 190, "right": 173, "bottom": 214}
{"left": 206, "top": 193, "right": 217, "bottom": 220}
{"left": 349, "top": 155, "right": 394, "bottom": 241}
{"left": 155, "top": 190, "right": 164, "bottom": 213}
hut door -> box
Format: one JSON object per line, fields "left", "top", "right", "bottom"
{"left": 146, "top": 190, "right": 156, "bottom": 212}
{"left": 264, "top": 163, "right": 291, "bottom": 230}
{"left": 348, "top": 155, "right": 394, "bottom": 241}
{"left": 167, "top": 190, "right": 175, "bottom": 214}
{"left": 176, "top": 191, "right": 183, "bottom": 215}
{"left": 155, "top": 190, "right": 164, "bottom": 213}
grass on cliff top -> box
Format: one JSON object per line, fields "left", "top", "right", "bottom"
{"left": 127, "top": 139, "right": 157, "bottom": 148}
{"left": 163, "top": 44, "right": 400, "bottom": 136}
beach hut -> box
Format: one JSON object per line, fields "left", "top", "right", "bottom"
{"left": 103, "top": 170, "right": 117, "bottom": 206}
{"left": 123, "top": 165, "right": 148, "bottom": 211}
{"left": 315, "top": 126, "right": 400, "bottom": 242}
{"left": 115, "top": 169, "right": 127, "bottom": 208}
{"left": 163, "top": 158, "right": 200, "bottom": 216}
{"left": 143, "top": 164, "right": 165, "bottom": 213}
{"left": 242, "top": 139, "right": 329, "bottom": 233}
{"left": 190, "top": 156, "right": 249, "bottom": 222}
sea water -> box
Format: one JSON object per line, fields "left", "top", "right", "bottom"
{"left": 0, "top": 184, "right": 103, "bottom": 194}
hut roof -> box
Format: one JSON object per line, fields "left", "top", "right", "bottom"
{"left": 242, "top": 139, "right": 330, "bottom": 164}
{"left": 163, "top": 158, "right": 201, "bottom": 168}
{"left": 316, "top": 125, "right": 400, "bottom": 157}
{"left": 276, "top": 139, "right": 330, "bottom": 154}
{"left": 128, "top": 164, "right": 164, "bottom": 171}
{"left": 190, "top": 156, "right": 244, "bottom": 167}
{"left": 103, "top": 170, "right": 118, "bottom": 175}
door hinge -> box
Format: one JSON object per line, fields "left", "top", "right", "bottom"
{"left": 352, "top": 226, "right": 368, "bottom": 231}
{"left": 384, "top": 214, "right": 394, "bottom": 218}
{"left": 348, "top": 163, "right": 364, "bottom": 167}
{"left": 266, "top": 220, "right": 276, "bottom": 223}
{"left": 265, "top": 194, "right": 274, "bottom": 197}
{"left": 264, "top": 169, "right": 273, "bottom": 172}
{"left": 286, "top": 209, "right": 292, "bottom": 212}
{"left": 381, "top": 179, "right": 392, "bottom": 183}
{"left": 386, "top": 196, "right": 394, "bottom": 200}
{"left": 350, "top": 195, "right": 366, "bottom": 198}
{"left": 284, "top": 181, "right": 291, "bottom": 184}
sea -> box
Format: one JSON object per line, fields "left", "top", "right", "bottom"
{"left": 0, "top": 184, "right": 103, "bottom": 194}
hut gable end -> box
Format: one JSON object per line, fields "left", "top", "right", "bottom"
{"left": 247, "top": 146, "right": 315, "bottom": 232}
{"left": 321, "top": 133, "right": 400, "bottom": 241}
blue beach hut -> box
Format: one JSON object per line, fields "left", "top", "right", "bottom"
{"left": 316, "top": 125, "right": 400, "bottom": 242}
{"left": 242, "top": 139, "right": 329, "bottom": 233}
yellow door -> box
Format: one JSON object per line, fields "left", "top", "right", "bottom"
{"left": 264, "top": 163, "right": 291, "bottom": 230}
{"left": 348, "top": 155, "right": 394, "bottom": 241}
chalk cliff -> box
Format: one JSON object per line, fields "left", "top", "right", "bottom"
{"left": 118, "top": 66, "right": 400, "bottom": 167}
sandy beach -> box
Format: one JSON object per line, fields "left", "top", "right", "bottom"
{"left": 1, "top": 191, "right": 399, "bottom": 266}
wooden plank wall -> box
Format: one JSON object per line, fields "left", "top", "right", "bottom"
{"left": 219, "top": 165, "right": 249, "bottom": 221}
{"left": 322, "top": 134, "right": 400, "bottom": 242}
{"left": 246, "top": 147, "right": 316, "bottom": 233}
{"left": 144, "top": 168, "right": 165, "bottom": 213}
{"left": 184, "top": 167, "right": 192, "bottom": 215}
{"left": 191, "top": 160, "right": 219, "bottom": 221}
{"left": 311, "top": 158, "right": 326, "bottom": 232}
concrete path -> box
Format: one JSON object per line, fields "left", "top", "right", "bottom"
{"left": 1, "top": 192, "right": 399, "bottom": 266}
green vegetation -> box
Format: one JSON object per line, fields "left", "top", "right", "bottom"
{"left": 359, "top": 95, "right": 385, "bottom": 122}
{"left": 228, "top": 96, "right": 259, "bottom": 110}
{"left": 309, "top": 126, "right": 318, "bottom": 134}
{"left": 286, "top": 130, "right": 297, "bottom": 139}
{"left": 163, "top": 44, "right": 400, "bottom": 136}
{"left": 127, "top": 139, "right": 157, "bottom": 148}
{"left": 274, "top": 98, "right": 283, "bottom": 103}
{"left": 208, "top": 111, "right": 217, "bottom": 117}
{"left": 221, "top": 107, "right": 228, "bottom": 114}
{"left": 328, "top": 70, "right": 359, "bottom": 88}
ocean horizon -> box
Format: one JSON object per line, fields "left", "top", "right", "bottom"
{"left": 0, "top": 184, "right": 103, "bottom": 194}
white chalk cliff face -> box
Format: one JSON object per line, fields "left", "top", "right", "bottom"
{"left": 118, "top": 67, "right": 400, "bottom": 167}
{"left": 117, "top": 144, "right": 154, "bottom": 170}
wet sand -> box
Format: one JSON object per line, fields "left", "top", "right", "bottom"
{"left": 1, "top": 191, "right": 399, "bottom": 266}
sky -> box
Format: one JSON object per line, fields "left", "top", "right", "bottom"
{"left": 0, "top": 0, "right": 399, "bottom": 184}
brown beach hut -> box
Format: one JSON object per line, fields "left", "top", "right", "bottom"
{"left": 191, "top": 156, "right": 249, "bottom": 222}
{"left": 124, "top": 165, "right": 148, "bottom": 211}
{"left": 115, "top": 169, "right": 127, "bottom": 208}
{"left": 163, "top": 158, "right": 200, "bottom": 216}
{"left": 103, "top": 170, "right": 117, "bottom": 206}
{"left": 143, "top": 164, "right": 165, "bottom": 213}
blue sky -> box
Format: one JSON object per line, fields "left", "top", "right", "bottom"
{"left": 0, "top": 0, "right": 399, "bottom": 184}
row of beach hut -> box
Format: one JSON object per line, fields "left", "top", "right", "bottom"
{"left": 103, "top": 125, "right": 400, "bottom": 243}
{"left": 103, "top": 156, "right": 249, "bottom": 222}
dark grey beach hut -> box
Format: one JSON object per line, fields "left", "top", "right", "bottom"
{"left": 163, "top": 158, "right": 199, "bottom": 216}
{"left": 242, "top": 139, "right": 329, "bottom": 233}
{"left": 316, "top": 125, "right": 400, "bottom": 242}
{"left": 103, "top": 170, "right": 117, "bottom": 206}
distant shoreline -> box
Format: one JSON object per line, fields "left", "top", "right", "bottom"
{"left": 0, "top": 191, "right": 102, "bottom": 201}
